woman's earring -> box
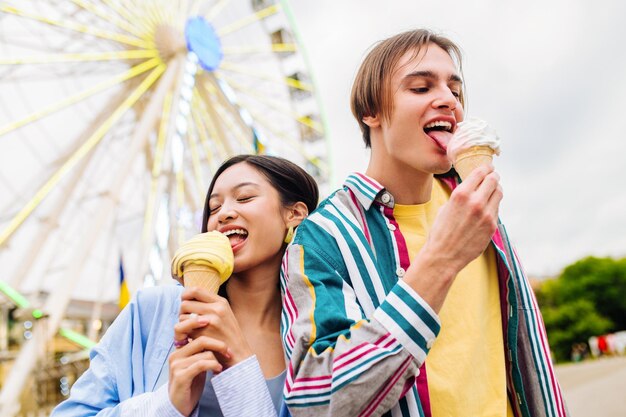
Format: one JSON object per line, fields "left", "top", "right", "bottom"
{"left": 284, "top": 226, "right": 294, "bottom": 244}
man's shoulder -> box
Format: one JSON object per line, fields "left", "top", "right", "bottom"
{"left": 294, "top": 184, "right": 371, "bottom": 249}
{"left": 299, "top": 186, "right": 357, "bottom": 228}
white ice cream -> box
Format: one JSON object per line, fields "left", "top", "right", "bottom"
{"left": 448, "top": 117, "right": 501, "bottom": 162}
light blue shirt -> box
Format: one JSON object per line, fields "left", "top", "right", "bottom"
{"left": 51, "top": 285, "right": 289, "bottom": 417}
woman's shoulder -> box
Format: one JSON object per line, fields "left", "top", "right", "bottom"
{"left": 132, "top": 284, "right": 184, "bottom": 315}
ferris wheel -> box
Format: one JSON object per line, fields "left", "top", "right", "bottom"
{"left": 0, "top": 0, "right": 329, "bottom": 414}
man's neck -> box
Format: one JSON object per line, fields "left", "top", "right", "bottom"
{"left": 366, "top": 158, "right": 434, "bottom": 205}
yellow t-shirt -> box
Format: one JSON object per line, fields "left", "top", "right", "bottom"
{"left": 393, "top": 179, "right": 513, "bottom": 417}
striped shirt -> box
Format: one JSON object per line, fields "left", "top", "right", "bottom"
{"left": 280, "top": 173, "right": 568, "bottom": 417}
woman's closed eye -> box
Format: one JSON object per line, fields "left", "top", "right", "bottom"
{"left": 236, "top": 195, "right": 255, "bottom": 202}
{"left": 209, "top": 205, "right": 221, "bottom": 214}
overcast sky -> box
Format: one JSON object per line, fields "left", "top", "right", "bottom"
{"left": 2, "top": 1, "right": 625, "bottom": 304}
{"left": 289, "top": 0, "right": 626, "bottom": 276}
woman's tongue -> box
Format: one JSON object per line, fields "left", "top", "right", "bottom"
{"left": 426, "top": 130, "right": 452, "bottom": 151}
{"left": 228, "top": 233, "right": 247, "bottom": 247}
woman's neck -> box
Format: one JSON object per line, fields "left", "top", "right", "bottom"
{"left": 225, "top": 269, "right": 282, "bottom": 329}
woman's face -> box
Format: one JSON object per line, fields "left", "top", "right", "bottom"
{"left": 205, "top": 162, "right": 290, "bottom": 274}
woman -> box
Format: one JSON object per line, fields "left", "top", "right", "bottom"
{"left": 52, "top": 155, "right": 319, "bottom": 417}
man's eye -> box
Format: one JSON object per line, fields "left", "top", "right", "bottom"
{"left": 410, "top": 87, "right": 429, "bottom": 93}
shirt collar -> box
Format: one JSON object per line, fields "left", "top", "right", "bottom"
{"left": 343, "top": 173, "right": 394, "bottom": 210}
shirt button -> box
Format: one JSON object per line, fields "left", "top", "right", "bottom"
{"left": 427, "top": 339, "right": 435, "bottom": 349}
{"left": 396, "top": 267, "right": 405, "bottom": 277}
{"left": 381, "top": 193, "right": 391, "bottom": 204}
{"left": 387, "top": 223, "right": 396, "bottom": 231}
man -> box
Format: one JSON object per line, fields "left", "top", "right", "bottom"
{"left": 281, "top": 29, "right": 568, "bottom": 417}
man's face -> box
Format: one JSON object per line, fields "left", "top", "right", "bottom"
{"left": 366, "top": 44, "right": 465, "bottom": 175}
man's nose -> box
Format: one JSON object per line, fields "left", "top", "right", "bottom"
{"left": 432, "top": 87, "right": 457, "bottom": 110}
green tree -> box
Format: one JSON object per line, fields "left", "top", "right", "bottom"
{"left": 541, "top": 299, "right": 612, "bottom": 362}
{"left": 535, "top": 256, "right": 626, "bottom": 362}
{"left": 559, "top": 257, "right": 626, "bottom": 330}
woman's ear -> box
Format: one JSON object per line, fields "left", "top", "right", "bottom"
{"left": 285, "top": 201, "right": 309, "bottom": 228}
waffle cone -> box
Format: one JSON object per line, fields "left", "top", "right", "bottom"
{"left": 454, "top": 146, "right": 495, "bottom": 180}
{"left": 183, "top": 264, "right": 222, "bottom": 294}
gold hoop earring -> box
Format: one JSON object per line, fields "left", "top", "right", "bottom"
{"left": 284, "top": 226, "right": 294, "bottom": 244}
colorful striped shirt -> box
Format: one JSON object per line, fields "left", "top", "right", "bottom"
{"left": 280, "top": 173, "right": 568, "bottom": 417}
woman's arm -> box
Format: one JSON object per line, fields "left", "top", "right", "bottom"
{"left": 52, "top": 287, "right": 200, "bottom": 417}
{"left": 51, "top": 308, "right": 187, "bottom": 417}
{"left": 211, "top": 355, "right": 278, "bottom": 417}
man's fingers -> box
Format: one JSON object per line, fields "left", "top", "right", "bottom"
{"left": 485, "top": 183, "right": 503, "bottom": 218}
{"left": 473, "top": 171, "right": 500, "bottom": 202}
{"left": 457, "top": 164, "right": 494, "bottom": 190}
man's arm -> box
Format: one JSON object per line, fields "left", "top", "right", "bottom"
{"left": 282, "top": 242, "right": 440, "bottom": 417}
{"left": 281, "top": 167, "right": 502, "bottom": 416}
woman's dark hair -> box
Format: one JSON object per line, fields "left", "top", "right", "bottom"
{"left": 201, "top": 155, "right": 319, "bottom": 232}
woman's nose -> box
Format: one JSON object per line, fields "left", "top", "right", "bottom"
{"left": 217, "top": 202, "right": 238, "bottom": 223}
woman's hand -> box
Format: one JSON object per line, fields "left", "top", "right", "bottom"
{"left": 177, "top": 288, "right": 254, "bottom": 369}
{"left": 168, "top": 335, "right": 229, "bottom": 416}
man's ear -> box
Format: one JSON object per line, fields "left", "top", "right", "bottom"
{"left": 362, "top": 114, "right": 380, "bottom": 129}
{"left": 285, "top": 201, "right": 309, "bottom": 228}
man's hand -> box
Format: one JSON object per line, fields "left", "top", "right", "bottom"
{"left": 404, "top": 164, "right": 502, "bottom": 312}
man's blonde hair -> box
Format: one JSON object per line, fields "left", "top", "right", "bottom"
{"left": 350, "top": 29, "right": 465, "bottom": 147}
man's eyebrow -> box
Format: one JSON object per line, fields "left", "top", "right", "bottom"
{"left": 209, "top": 182, "right": 260, "bottom": 199}
{"left": 403, "top": 70, "right": 463, "bottom": 84}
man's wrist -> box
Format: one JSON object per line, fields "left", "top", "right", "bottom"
{"left": 403, "top": 246, "right": 459, "bottom": 312}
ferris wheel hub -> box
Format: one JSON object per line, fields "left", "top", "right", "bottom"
{"left": 154, "top": 24, "right": 187, "bottom": 62}
{"left": 185, "top": 17, "right": 223, "bottom": 71}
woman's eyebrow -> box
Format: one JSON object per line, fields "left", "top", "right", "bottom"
{"left": 209, "top": 182, "right": 260, "bottom": 199}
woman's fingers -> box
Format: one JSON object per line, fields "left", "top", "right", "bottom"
{"left": 180, "top": 298, "right": 228, "bottom": 314}
{"left": 181, "top": 287, "right": 222, "bottom": 303}
{"left": 172, "top": 335, "right": 231, "bottom": 359}
{"left": 175, "top": 314, "right": 210, "bottom": 334}
{"left": 170, "top": 350, "right": 223, "bottom": 375}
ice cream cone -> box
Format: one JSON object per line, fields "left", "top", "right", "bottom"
{"left": 171, "top": 231, "right": 234, "bottom": 293}
{"left": 183, "top": 264, "right": 222, "bottom": 294}
{"left": 454, "top": 146, "right": 495, "bottom": 180}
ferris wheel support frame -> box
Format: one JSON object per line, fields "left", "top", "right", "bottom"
{"left": 3, "top": 89, "right": 133, "bottom": 291}
{"left": 0, "top": 58, "right": 181, "bottom": 417}
{"left": 131, "top": 54, "right": 189, "bottom": 290}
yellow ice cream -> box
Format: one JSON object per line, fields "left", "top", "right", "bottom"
{"left": 171, "top": 231, "right": 234, "bottom": 291}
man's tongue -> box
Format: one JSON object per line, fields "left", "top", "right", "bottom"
{"left": 426, "top": 130, "right": 452, "bottom": 151}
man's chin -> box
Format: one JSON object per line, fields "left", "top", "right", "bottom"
{"left": 432, "top": 163, "right": 453, "bottom": 176}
